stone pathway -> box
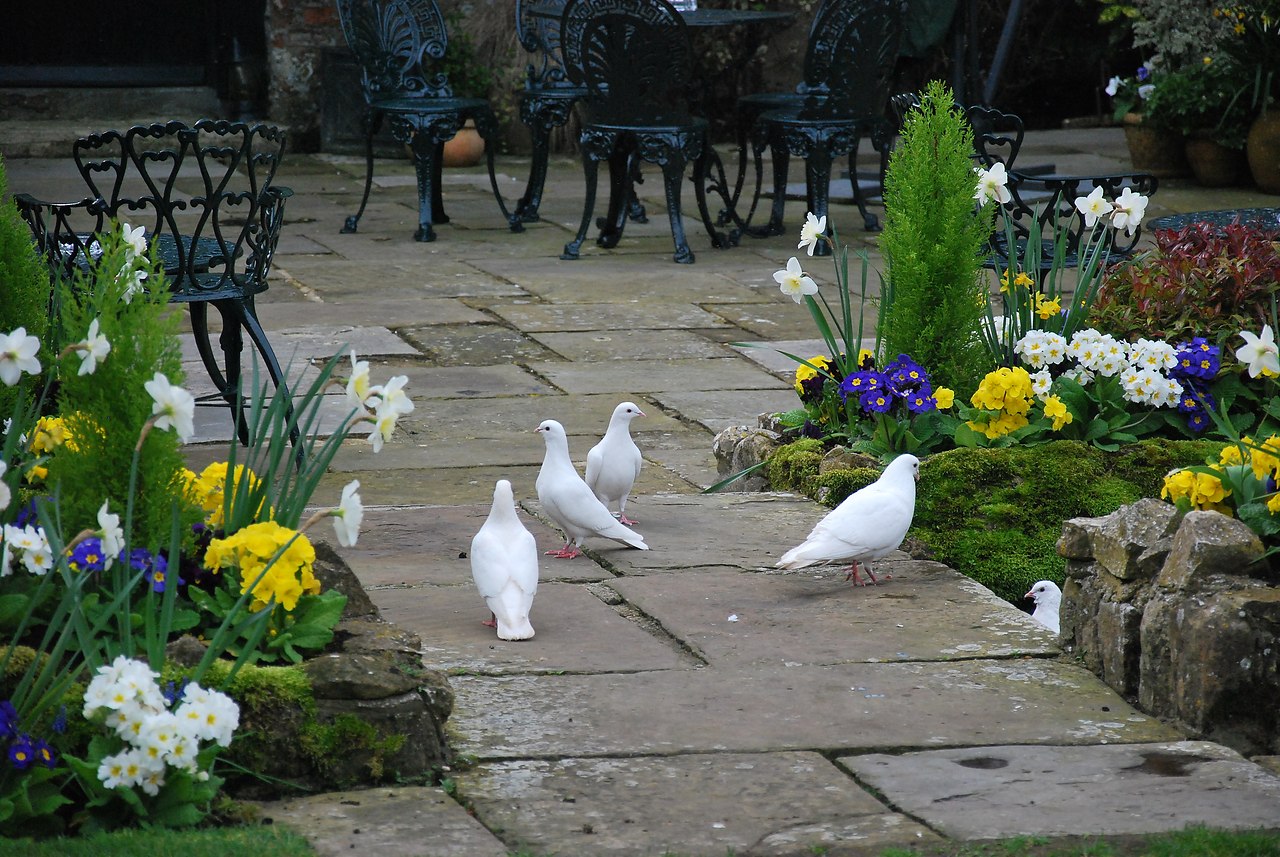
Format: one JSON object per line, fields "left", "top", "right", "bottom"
{"left": 7, "top": 127, "right": 1280, "bottom": 856}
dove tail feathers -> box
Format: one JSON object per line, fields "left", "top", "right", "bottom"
{"left": 609, "top": 524, "right": 648, "bottom": 550}
{"left": 776, "top": 544, "right": 819, "bottom": 570}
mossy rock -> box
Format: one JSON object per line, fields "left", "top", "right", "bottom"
{"left": 766, "top": 438, "right": 1225, "bottom": 604}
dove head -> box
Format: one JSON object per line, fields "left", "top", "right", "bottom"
{"left": 614, "top": 401, "right": 646, "bottom": 421}
{"left": 1025, "top": 580, "right": 1062, "bottom": 605}
{"left": 492, "top": 479, "right": 515, "bottom": 504}
{"left": 888, "top": 453, "right": 921, "bottom": 482}
{"left": 535, "top": 419, "right": 566, "bottom": 440}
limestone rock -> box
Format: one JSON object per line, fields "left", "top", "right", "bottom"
{"left": 313, "top": 539, "right": 381, "bottom": 619}
{"left": 818, "top": 445, "right": 880, "bottom": 475}
{"left": 304, "top": 650, "right": 425, "bottom": 701}
{"left": 711, "top": 425, "right": 780, "bottom": 491}
{"left": 1155, "top": 511, "right": 1265, "bottom": 593}
{"left": 1058, "top": 498, "right": 1180, "bottom": 580}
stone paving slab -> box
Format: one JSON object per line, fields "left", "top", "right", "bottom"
{"left": 400, "top": 323, "right": 564, "bottom": 366}
{"left": 373, "top": 582, "right": 697, "bottom": 676}
{"left": 315, "top": 463, "right": 545, "bottom": 506}
{"left": 273, "top": 257, "right": 525, "bottom": 298}
{"left": 527, "top": 357, "right": 788, "bottom": 395}
{"left": 456, "top": 751, "right": 939, "bottom": 857}
{"left": 364, "top": 362, "right": 560, "bottom": 399}
{"left": 468, "top": 255, "right": 755, "bottom": 301}
{"left": 843, "top": 741, "right": 1280, "bottom": 839}
{"left": 482, "top": 301, "right": 732, "bottom": 332}
{"left": 586, "top": 492, "right": 823, "bottom": 572}
{"left": 650, "top": 389, "right": 800, "bottom": 433}
{"left": 258, "top": 786, "right": 508, "bottom": 857}
{"left": 398, "top": 392, "right": 689, "bottom": 440}
{"left": 703, "top": 300, "right": 833, "bottom": 340}
{"left": 332, "top": 505, "right": 614, "bottom": 587}
{"left": 257, "top": 297, "right": 491, "bottom": 329}
{"left": 530, "top": 329, "right": 741, "bottom": 362}
{"left": 604, "top": 561, "right": 1058, "bottom": 667}
{"left": 447, "top": 659, "right": 1178, "bottom": 760}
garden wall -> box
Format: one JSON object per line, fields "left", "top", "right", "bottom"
{"left": 1058, "top": 500, "right": 1280, "bottom": 757}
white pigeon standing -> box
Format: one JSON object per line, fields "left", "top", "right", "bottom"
{"left": 1025, "top": 580, "right": 1062, "bottom": 635}
{"left": 776, "top": 454, "right": 920, "bottom": 585}
{"left": 469, "top": 479, "right": 539, "bottom": 641}
{"left": 535, "top": 419, "right": 649, "bottom": 558}
{"left": 585, "top": 401, "right": 646, "bottom": 525}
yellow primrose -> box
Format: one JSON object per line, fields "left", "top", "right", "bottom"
{"left": 933, "top": 387, "right": 955, "bottom": 409}
{"left": 1043, "top": 395, "right": 1072, "bottom": 431}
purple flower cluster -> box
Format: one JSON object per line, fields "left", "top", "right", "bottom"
{"left": 839, "top": 354, "right": 936, "bottom": 416}
{"left": 1, "top": 700, "right": 55, "bottom": 772}
{"left": 1170, "top": 338, "right": 1221, "bottom": 433}
{"left": 129, "top": 549, "right": 179, "bottom": 594}
{"left": 68, "top": 537, "right": 109, "bottom": 574}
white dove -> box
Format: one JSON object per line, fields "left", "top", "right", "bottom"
{"left": 776, "top": 453, "right": 920, "bottom": 585}
{"left": 1025, "top": 580, "right": 1062, "bottom": 635}
{"left": 535, "top": 419, "right": 649, "bottom": 558}
{"left": 470, "top": 479, "right": 539, "bottom": 640}
{"left": 585, "top": 401, "right": 645, "bottom": 525}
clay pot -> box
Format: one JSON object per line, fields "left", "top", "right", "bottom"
{"left": 442, "top": 120, "right": 485, "bottom": 168}
{"left": 1246, "top": 112, "right": 1280, "bottom": 194}
{"left": 1184, "top": 131, "right": 1247, "bottom": 187}
{"left": 1121, "top": 112, "right": 1190, "bottom": 178}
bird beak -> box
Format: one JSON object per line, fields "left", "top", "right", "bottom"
{"left": 638, "top": 408, "right": 647, "bottom": 417}
{"left": 1023, "top": 589, "right": 1034, "bottom": 600}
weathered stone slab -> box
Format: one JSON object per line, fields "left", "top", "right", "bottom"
{"left": 399, "top": 324, "right": 563, "bottom": 366}
{"left": 483, "top": 301, "right": 730, "bottom": 332}
{"left": 703, "top": 300, "right": 840, "bottom": 340}
{"left": 184, "top": 393, "right": 367, "bottom": 446}
{"left": 314, "top": 464, "right": 546, "bottom": 506}
{"left": 257, "top": 298, "right": 490, "bottom": 329}
{"left": 399, "top": 392, "right": 686, "bottom": 440}
{"left": 589, "top": 492, "right": 825, "bottom": 573}
{"left": 447, "top": 660, "right": 1177, "bottom": 760}
{"left": 456, "top": 752, "right": 939, "bottom": 857}
{"left": 843, "top": 741, "right": 1280, "bottom": 839}
{"left": 650, "top": 389, "right": 800, "bottom": 433}
{"left": 531, "top": 329, "right": 738, "bottom": 361}
{"left": 605, "top": 562, "right": 1058, "bottom": 667}
{"left": 372, "top": 582, "right": 695, "bottom": 675}
{"left": 259, "top": 786, "right": 508, "bottom": 857}
{"left": 527, "top": 357, "right": 787, "bottom": 395}
{"left": 468, "top": 255, "right": 755, "bottom": 301}
{"left": 357, "top": 362, "right": 559, "bottom": 399}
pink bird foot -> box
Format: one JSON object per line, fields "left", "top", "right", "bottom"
{"left": 482, "top": 612, "right": 497, "bottom": 629}
{"left": 845, "top": 562, "right": 879, "bottom": 586}
{"left": 545, "top": 544, "right": 582, "bottom": 559}
{"left": 618, "top": 514, "right": 638, "bottom": 526}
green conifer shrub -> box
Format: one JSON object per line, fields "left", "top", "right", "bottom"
{"left": 0, "top": 156, "right": 53, "bottom": 416}
{"left": 878, "top": 80, "right": 993, "bottom": 399}
{"left": 44, "top": 227, "right": 196, "bottom": 551}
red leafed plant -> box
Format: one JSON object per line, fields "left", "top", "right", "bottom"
{"left": 1091, "top": 222, "right": 1280, "bottom": 343}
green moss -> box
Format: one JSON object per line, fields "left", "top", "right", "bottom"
{"left": 769, "top": 438, "right": 1223, "bottom": 604}
{"left": 765, "top": 438, "right": 824, "bottom": 492}
{"left": 298, "top": 714, "right": 407, "bottom": 783}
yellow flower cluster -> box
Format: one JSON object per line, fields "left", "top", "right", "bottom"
{"left": 1042, "top": 394, "right": 1073, "bottom": 431}
{"left": 966, "top": 367, "right": 1036, "bottom": 439}
{"left": 999, "top": 270, "right": 1035, "bottom": 294}
{"left": 793, "top": 355, "right": 831, "bottom": 395}
{"left": 1034, "top": 293, "right": 1062, "bottom": 320}
{"left": 1161, "top": 469, "right": 1233, "bottom": 514}
{"left": 203, "top": 521, "right": 319, "bottom": 612}
{"left": 183, "top": 462, "right": 266, "bottom": 528}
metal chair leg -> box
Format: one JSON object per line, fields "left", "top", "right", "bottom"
{"left": 804, "top": 151, "right": 834, "bottom": 257}
{"left": 659, "top": 154, "right": 694, "bottom": 264}
{"left": 561, "top": 155, "right": 600, "bottom": 260}
{"left": 342, "top": 108, "right": 380, "bottom": 234}
{"left": 408, "top": 133, "right": 441, "bottom": 242}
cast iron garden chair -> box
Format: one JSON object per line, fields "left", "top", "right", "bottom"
{"left": 15, "top": 119, "right": 293, "bottom": 445}
{"left": 335, "top": 0, "right": 522, "bottom": 242}
{"left": 746, "top": 0, "right": 907, "bottom": 251}
{"left": 558, "top": 0, "right": 724, "bottom": 264}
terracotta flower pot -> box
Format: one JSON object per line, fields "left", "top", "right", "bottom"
{"left": 1246, "top": 112, "right": 1280, "bottom": 194}
{"left": 1184, "top": 131, "right": 1247, "bottom": 187}
{"left": 1121, "top": 112, "right": 1190, "bottom": 178}
{"left": 442, "top": 120, "right": 486, "bottom": 168}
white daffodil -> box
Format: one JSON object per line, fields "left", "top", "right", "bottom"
{"left": 974, "top": 162, "right": 1012, "bottom": 206}
{"left": 332, "top": 480, "right": 364, "bottom": 547}
{"left": 1073, "top": 186, "right": 1110, "bottom": 228}
{"left": 144, "top": 372, "right": 196, "bottom": 443}
{"left": 1137, "top": 83, "right": 1155, "bottom": 99}
{"left": 1237, "top": 325, "right": 1280, "bottom": 378}
{"left": 77, "top": 318, "right": 112, "bottom": 376}
{"left": 119, "top": 264, "right": 147, "bottom": 304}
{"left": 369, "top": 399, "right": 403, "bottom": 454}
{"left": 0, "top": 327, "right": 42, "bottom": 387}
{"left": 374, "top": 374, "right": 415, "bottom": 417}
{"left": 97, "top": 501, "right": 125, "bottom": 567}
{"left": 797, "top": 212, "right": 827, "bottom": 256}
{"left": 345, "top": 351, "right": 375, "bottom": 411}
{"left": 121, "top": 223, "right": 148, "bottom": 259}
{"left": 1110, "top": 187, "right": 1149, "bottom": 236}
{"left": 0, "top": 461, "right": 9, "bottom": 513}
{"left": 772, "top": 256, "right": 818, "bottom": 304}
{"left": 1105, "top": 76, "right": 1123, "bottom": 97}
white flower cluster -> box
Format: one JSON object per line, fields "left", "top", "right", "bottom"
{"left": 344, "top": 351, "right": 416, "bottom": 454}
{"left": 84, "top": 656, "right": 239, "bottom": 796}
{"left": 1014, "top": 328, "right": 1183, "bottom": 408}
{"left": 1, "top": 524, "right": 53, "bottom": 576}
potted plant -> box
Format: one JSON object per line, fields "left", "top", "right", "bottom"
{"left": 439, "top": 12, "right": 494, "bottom": 168}
{"left": 1143, "top": 57, "right": 1253, "bottom": 186}
{"left": 1217, "top": 0, "right": 1280, "bottom": 191}
{"left": 1106, "top": 63, "right": 1191, "bottom": 177}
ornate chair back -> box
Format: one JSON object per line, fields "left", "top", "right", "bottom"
{"left": 799, "top": 0, "right": 907, "bottom": 119}
{"left": 336, "top": 0, "right": 456, "bottom": 103}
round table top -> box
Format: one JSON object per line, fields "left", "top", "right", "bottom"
{"left": 1147, "top": 207, "right": 1280, "bottom": 232}
{"left": 680, "top": 8, "right": 796, "bottom": 27}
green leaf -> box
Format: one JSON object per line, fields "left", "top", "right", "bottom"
{"left": 0, "top": 593, "right": 31, "bottom": 628}
{"left": 1237, "top": 502, "right": 1280, "bottom": 536}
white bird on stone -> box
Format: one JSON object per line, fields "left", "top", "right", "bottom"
{"left": 470, "top": 479, "right": 539, "bottom": 640}
{"left": 776, "top": 453, "right": 920, "bottom": 585}
{"left": 1025, "top": 580, "right": 1062, "bottom": 635}
{"left": 535, "top": 419, "right": 649, "bottom": 558}
{"left": 585, "top": 401, "right": 646, "bottom": 526}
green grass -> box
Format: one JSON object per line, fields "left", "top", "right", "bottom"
{"left": 0, "top": 826, "right": 317, "bottom": 857}
{"left": 878, "top": 826, "right": 1280, "bottom": 857}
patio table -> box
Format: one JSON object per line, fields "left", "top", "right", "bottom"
{"left": 1146, "top": 207, "right": 1280, "bottom": 233}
